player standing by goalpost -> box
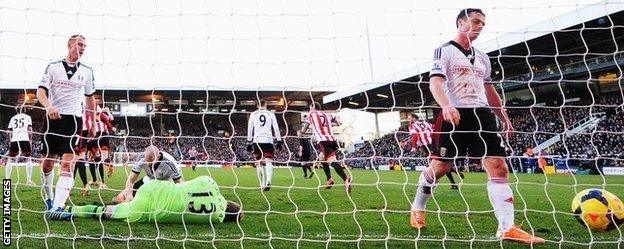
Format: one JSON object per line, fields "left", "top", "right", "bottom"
{"left": 246, "top": 100, "right": 283, "bottom": 191}
{"left": 299, "top": 102, "right": 351, "bottom": 193}
{"left": 408, "top": 9, "right": 545, "bottom": 244}
{"left": 5, "top": 104, "right": 34, "bottom": 185}
{"left": 37, "top": 34, "right": 97, "bottom": 220}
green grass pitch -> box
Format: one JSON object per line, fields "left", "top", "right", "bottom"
{"left": 3, "top": 166, "right": 624, "bottom": 248}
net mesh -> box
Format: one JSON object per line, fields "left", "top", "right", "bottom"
{"left": 1, "top": 0, "right": 624, "bottom": 248}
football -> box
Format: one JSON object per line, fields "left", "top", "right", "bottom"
{"left": 572, "top": 189, "right": 624, "bottom": 231}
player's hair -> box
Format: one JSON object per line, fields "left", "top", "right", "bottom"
{"left": 223, "top": 201, "right": 243, "bottom": 222}
{"left": 410, "top": 113, "right": 418, "bottom": 119}
{"left": 456, "top": 8, "right": 485, "bottom": 28}
{"left": 258, "top": 99, "right": 267, "bottom": 107}
{"left": 310, "top": 102, "right": 322, "bottom": 111}
{"left": 67, "top": 34, "right": 85, "bottom": 46}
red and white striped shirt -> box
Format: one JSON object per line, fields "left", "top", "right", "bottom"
{"left": 82, "top": 111, "right": 93, "bottom": 131}
{"left": 409, "top": 120, "right": 433, "bottom": 146}
{"left": 306, "top": 110, "right": 338, "bottom": 142}
{"left": 97, "top": 112, "right": 114, "bottom": 134}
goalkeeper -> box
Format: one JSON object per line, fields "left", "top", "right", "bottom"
{"left": 62, "top": 176, "right": 243, "bottom": 223}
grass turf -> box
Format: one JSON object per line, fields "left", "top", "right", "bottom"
{"left": 3, "top": 166, "right": 624, "bottom": 248}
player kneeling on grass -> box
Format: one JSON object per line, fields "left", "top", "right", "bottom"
{"left": 113, "top": 145, "right": 183, "bottom": 204}
{"left": 62, "top": 176, "right": 243, "bottom": 224}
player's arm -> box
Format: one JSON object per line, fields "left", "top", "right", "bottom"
{"left": 85, "top": 96, "right": 97, "bottom": 136}
{"left": 271, "top": 114, "right": 282, "bottom": 141}
{"left": 271, "top": 114, "right": 284, "bottom": 149}
{"left": 124, "top": 161, "right": 144, "bottom": 201}
{"left": 37, "top": 88, "right": 60, "bottom": 120}
{"left": 99, "top": 112, "right": 115, "bottom": 131}
{"left": 123, "top": 171, "right": 140, "bottom": 201}
{"left": 430, "top": 77, "right": 459, "bottom": 125}
{"left": 84, "top": 70, "right": 97, "bottom": 137}
{"left": 6, "top": 117, "right": 14, "bottom": 141}
{"left": 172, "top": 163, "right": 183, "bottom": 183}
{"left": 37, "top": 63, "right": 61, "bottom": 120}
{"left": 429, "top": 47, "right": 459, "bottom": 125}
{"left": 410, "top": 132, "right": 419, "bottom": 151}
{"left": 28, "top": 125, "right": 33, "bottom": 143}
{"left": 484, "top": 84, "right": 514, "bottom": 139}
{"left": 246, "top": 113, "right": 254, "bottom": 152}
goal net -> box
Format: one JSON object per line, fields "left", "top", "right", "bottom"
{"left": 1, "top": 0, "right": 623, "bottom": 248}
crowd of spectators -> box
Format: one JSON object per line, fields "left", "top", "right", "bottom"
{"left": 1, "top": 92, "right": 622, "bottom": 168}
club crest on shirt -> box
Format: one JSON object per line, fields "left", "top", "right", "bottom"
{"left": 433, "top": 63, "right": 442, "bottom": 71}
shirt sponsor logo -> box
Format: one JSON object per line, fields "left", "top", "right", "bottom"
{"left": 51, "top": 80, "right": 85, "bottom": 90}
{"left": 451, "top": 66, "right": 485, "bottom": 78}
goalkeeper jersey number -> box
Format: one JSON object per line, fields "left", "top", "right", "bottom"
{"left": 125, "top": 176, "right": 228, "bottom": 223}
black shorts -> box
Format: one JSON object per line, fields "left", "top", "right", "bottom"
{"left": 431, "top": 108, "right": 506, "bottom": 162}
{"left": 88, "top": 133, "right": 111, "bottom": 153}
{"left": 420, "top": 144, "right": 434, "bottom": 156}
{"left": 77, "top": 130, "right": 89, "bottom": 152}
{"left": 300, "top": 152, "right": 312, "bottom": 162}
{"left": 9, "top": 141, "right": 31, "bottom": 157}
{"left": 43, "top": 115, "right": 82, "bottom": 156}
{"left": 253, "top": 143, "right": 274, "bottom": 160}
{"left": 318, "top": 141, "right": 338, "bottom": 159}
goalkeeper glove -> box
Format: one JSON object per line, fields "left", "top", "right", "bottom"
{"left": 275, "top": 140, "right": 284, "bottom": 150}
{"left": 246, "top": 143, "right": 253, "bottom": 152}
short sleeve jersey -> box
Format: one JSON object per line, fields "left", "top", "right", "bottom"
{"left": 131, "top": 151, "right": 182, "bottom": 181}
{"left": 8, "top": 113, "right": 32, "bottom": 142}
{"left": 429, "top": 41, "right": 492, "bottom": 108}
{"left": 305, "top": 110, "right": 338, "bottom": 142}
{"left": 39, "top": 60, "right": 96, "bottom": 117}
{"left": 247, "top": 109, "right": 282, "bottom": 144}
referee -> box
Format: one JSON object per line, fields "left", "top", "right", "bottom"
{"left": 297, "top": 130, "right": 315, "bottom": 178}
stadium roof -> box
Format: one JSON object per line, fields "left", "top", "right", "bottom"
{"left": 323, "top": 3, "right": 624, "bottom": 104}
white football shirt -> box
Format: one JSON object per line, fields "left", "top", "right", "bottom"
{"left": 430, "top": 41, "right": 492, "bottom": 108}
{"left": 39, "top": 60, "right": 96, "bottom": 117}
{"left": 8, "top": 113, "right": 32, "bottom": 142}
{"left": 131, "top": 151, "right": 182, "bottom": 181}
{"left": 247, "top": 109, "right": 282, "bottom": 144}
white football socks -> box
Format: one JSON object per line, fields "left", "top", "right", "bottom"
{"left": 25, "top": 158, "right": 33, "bottom": 183}
{"left": 42, "top": 169, "right": 55, "bottom": 200}
{"left": 412, "top": 168, "right": 439, "bottom": 211}
{"left": 265, "top": 161, "right": 274, "bottom": 186}
{"left": 256, "top": 163, "right": 265, "bottom": 188}
{"left": 52, "top": 171, "right": 74, "bottom": 210}
{"left": 487, "top": 177, "right": 515, "bottom": 232}
{"left": 4, "top": 158, "right": 13, "bottom": 179}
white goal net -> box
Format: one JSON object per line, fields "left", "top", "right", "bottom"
{"left": 1, "top": 0, "right": 623, "bottom": 248}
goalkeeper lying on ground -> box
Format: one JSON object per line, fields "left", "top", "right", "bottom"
{"left": 60, "top": 176, "right": 243, "bottom": 223}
